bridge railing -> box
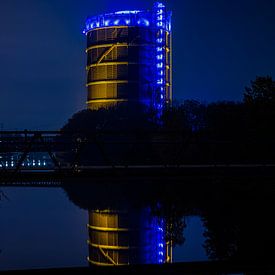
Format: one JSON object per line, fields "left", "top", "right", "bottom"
{"left": 0, "top": 130, "right": 275, "bottom": 172}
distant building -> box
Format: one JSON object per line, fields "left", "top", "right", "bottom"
{"left": 83, "top": 2, "right": 172, "bottom": 111}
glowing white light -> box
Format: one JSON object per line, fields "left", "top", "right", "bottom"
{"left": 159, "top": 70, "right": 164, "bottom": 76}
{"left": 157, "top": 3, "right": 165, "bottom": 8}
{"left": 115, "top": 10, "right": 141, "bottom": 15}
{"left": 144, "top": 19, "right": 150, "bottom": 26}
{"left": 157, "top": 63, "right": 163, "bottom": 68}
{"left": 157, "top": 79, "right": 164, "bottom": 85}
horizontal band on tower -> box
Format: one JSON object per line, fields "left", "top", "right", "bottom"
{"left": 86, "top": 43, "right": 128, "bottom": 53}
{"left": 86, "top": 25, "right": 129, "bottom": 34}
{"left": 88, "top": 240, "right": 137, "bottom": 250}
{"left": 87, "top": 257, "right": 129, "bottom": 266}
{"left": 86, "top": 43, "right": 154, "bottom": 52}
{"left": 86, "top": 80, "right": 129, "bottom": 86}
{"left": 86, "top": 99, "right": 128, "bottom": 104}
{"left": 86, "top": 62, "right": 130, "bottom": 70}
{"left": 87, "top": 224, "right": 130, "bottom": 232}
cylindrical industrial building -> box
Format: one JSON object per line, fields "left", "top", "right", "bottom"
{"left": 87, "top": 209, "right": 170, "bottom": 266}
{"left": 83, "top": 2, "right": 172, "bottom": 111}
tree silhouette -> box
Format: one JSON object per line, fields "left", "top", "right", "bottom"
{"left": 244, "top": 76, "right": 275, "bottom": 105}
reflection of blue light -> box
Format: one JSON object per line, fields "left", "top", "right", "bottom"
{"left": 157, "top": 54, "right": 163, "bottom": 60}
{"left": 157, "top": 47, "right": 162, "bottom": 52}
{"left": 144, "top": 19, "right": 150, "bottom": 26}
{"left": 157, "top": 38, "right": 163, "bottom": 43}
{"left": 114, "top": 19, "right": 119, "bottom": 25}
{"left": 157, "top": 63, "right": 163, "bottom": 68}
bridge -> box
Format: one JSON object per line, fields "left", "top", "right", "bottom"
{"left": 1, "top": 130, "right": 275, "bottom": 185}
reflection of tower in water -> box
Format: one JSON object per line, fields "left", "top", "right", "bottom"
{"left": 87, "top": 208, "right": 172, "bottom": 266}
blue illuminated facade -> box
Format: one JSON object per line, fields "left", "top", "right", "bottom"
{"left": 83, "top": 2, "right": 172, "bottom": 112}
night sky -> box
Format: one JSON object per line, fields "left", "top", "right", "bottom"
{"left": 0, "top": 0, "right": 274, "bottom": 130}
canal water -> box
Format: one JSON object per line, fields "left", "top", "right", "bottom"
{"left": 0, "top": 180, "right": 274, "bottom": 272}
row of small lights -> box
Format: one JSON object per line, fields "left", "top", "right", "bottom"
{"left": 0, "top": 160, "right": 48, "bottom": 168}
{"left": 156, "top": 218, "right": 166, "bottom": 263}
{"left": 84, "top": 15, "right": 150, "bottom": 34}
{"left": 155, "top": 2, "right": 166, "bottom": 109}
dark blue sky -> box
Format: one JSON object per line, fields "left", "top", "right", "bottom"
{"left": 0, "top": 0, "right": 274, "bottom": 130}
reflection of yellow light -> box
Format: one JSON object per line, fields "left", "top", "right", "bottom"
{"left": 86, "top": 80, "right": 128, "bottom": 86}
{"left": 88, "top": 240, "right": 134, "bottom": 250}
{"left": 88, "top": 257, "right": 128, "bottom": 266}
{"left": 86, "top": 99, "right": 128, "bottom": 104}
{"left": 87, "top": 224, "right": 129, "bottom": 232}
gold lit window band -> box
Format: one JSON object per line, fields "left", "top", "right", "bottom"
{"left": 86, "top": 80, "right": 129, "bottom": 87}
{"left": 87, "top": 258, "right": 128, "bottom": 266}
{"left": 86, "top": 43, "right": 153, "bottom": 52}
{"left": 88, "top": 240, "right": 137, "bottom": 250}
{"left": 86, "top": 99, "right": 128, "bottom": 104}
{"left": 87, "top": 224, "right": 130, "bottom": 232}
{"left": 86, "top": 62, "right": 138, "bottom": 71}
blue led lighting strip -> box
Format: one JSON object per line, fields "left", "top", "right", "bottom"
{"left": 153, "top": 2, "right": 167, "bottom": 111}
{"left": 83, "top": 11, "right": 151, "bottom": 34}
{"left": 155, "top": 217, "right": 166, "bottom": 263}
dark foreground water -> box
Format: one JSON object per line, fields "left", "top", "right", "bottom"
{"left": 0, "top": 180, "right": 274, "bottom": 273}
{"left": 0, "top": 186, "right": 207, "bottom": 271}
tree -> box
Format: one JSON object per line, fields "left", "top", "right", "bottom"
{"left": 244, "top": 76, "right": 275, "bottom": 105}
